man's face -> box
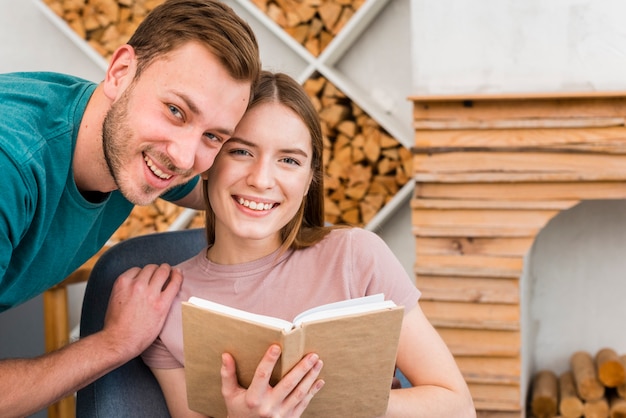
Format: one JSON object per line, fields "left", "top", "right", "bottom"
{"left": 102, "top": 42, "right": 251, "bottom": 205}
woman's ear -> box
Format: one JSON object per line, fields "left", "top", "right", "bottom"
{"left": 102, "top": 44, "right": 137, "bottom": 101}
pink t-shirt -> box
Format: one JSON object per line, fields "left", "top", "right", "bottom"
{"left": 142, "top": 228, "right": 421, "bottom": 369}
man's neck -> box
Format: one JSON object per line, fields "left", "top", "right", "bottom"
{"left": 72, "top": 84, "right": 117, "bottom": 194}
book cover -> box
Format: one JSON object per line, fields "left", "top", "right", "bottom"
{"left": 182, "top": 295, "right": 404, "bottom": 417}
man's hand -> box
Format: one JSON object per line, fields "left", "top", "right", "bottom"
{"left": 101, "top": 264, "right": 183, "bottom": 357}
{"left": 0, "top": 265, "right": 182, "bottom": 417}
{"left": 221, "top": 345, "right": 325, "bottom": 418}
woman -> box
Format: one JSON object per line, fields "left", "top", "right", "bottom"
{"left": 142, "top": 71, "right": 476, "bottom": 417}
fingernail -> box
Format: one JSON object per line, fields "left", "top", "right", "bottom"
{"left": 270, "top": 345, "right": 281, "bottom": 356}
{"left": 309, "top": 353, "right": 319, "bottom": 364}
{"left": 315, "top": 380, "right": 325, "bottom": 391}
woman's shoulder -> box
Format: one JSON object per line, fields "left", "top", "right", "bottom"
{"left": 321, "top": 227, "right": 388, "bottom": 252}
{"left": 327, "top": 226, "right": 383, "bottom": 242}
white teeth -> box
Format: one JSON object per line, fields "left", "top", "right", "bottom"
{"left": 237, "top": 197, "right": 274, "bottom": 211}
{"left": 144, "top": 156, "right": 172, "bottom": 180}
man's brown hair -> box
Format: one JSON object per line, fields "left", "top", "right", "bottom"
{"left": 127, "top": 0, "right": 260, "bottom": 85}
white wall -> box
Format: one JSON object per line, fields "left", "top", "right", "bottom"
{"left": 410, "top": 0, "right": 626, "bottom": 95}
{"left": 527, "top": 201, "right": 626, "bottom": 374}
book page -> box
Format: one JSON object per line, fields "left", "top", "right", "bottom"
{"left": 187, "top": 297, "right": 294, "bottom": 331}
{"left": 292, "top": 293, "right": 396, "bottom": 325}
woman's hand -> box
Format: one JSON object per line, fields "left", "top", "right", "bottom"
{"left": 221, "top": 345, "right": 325, "bottom": 418}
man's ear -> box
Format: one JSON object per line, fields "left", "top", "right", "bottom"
{"left": 102, "top": 44, "right": 137, "bottom": 101}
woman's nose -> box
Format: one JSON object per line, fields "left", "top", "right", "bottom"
{"left": 247, "top": 159, "right": 275, "bottom": 189}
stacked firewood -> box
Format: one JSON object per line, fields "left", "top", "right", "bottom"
{"left": 43, "top": 0, "right": 410, "bottom": 230}
{"left": 42, "top": 0, "right": 163, "bottom": 60}
{"left": 250, "top": 0, "right": 365, "bottom": 56}
{"left": 42, "top": 0, "right": 365, "bottom": 59}
{"left": 112, "top": 204, "right": 205, "bottom": 242}
{"left": 530, "top": 348, "right": 626, "bottom": 418}
{"left": 304, "top": 74, "right": 412, "bottom": 226}
{"left": 111, "top": 200, "right": 184, "bottom": 242}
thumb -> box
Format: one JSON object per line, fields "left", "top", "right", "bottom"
{"left": 220, "top": 352, "right": 239, "bottom": 397}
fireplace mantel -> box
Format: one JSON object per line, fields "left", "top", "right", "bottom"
{"left": 410, "top": 92, "right": 626, "bottom": 417}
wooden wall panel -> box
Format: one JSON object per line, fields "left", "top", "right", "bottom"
{"left": 411, "top": 92, "right": 626, "bottom": 416}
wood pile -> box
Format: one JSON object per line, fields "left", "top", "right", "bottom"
{"left": 42, "top": 0, "right": 406, "bottom": 231}
{"left": 410, "top": 92, "right": 626, "bottom": 416}
{"left": 304, "top": 73, "right": 412, "bottom": 226}
{"left": 42, "top": 0, "right": 365, "bottom": 59}
{"left": 530, "top": 348, "right": 626, "bottom": 418}
{"left": 250, "top": 0, "right": 365, "bottom": 56}
{"left": 111, "top": 200, "right": 183, "bottom": 242}
{"left": 42, "top": 0, "right": 164, "bottom": 61}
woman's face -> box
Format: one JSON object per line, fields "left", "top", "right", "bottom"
{"left": 206, "top": 101, "right": 313, "bottom": 250}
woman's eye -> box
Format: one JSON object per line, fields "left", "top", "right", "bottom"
{"left": 231, "top": 149, "right": 251, "bottom": 156}
{"left": 282, "top": 157, "right": 301, "bottom": 166}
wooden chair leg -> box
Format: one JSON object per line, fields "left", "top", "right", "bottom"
{"left": 43, "top": 286, "right": 75, "bottom": 418}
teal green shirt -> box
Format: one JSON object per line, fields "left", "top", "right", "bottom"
{"left": 0, "top": 72, "right": 198, "bottom": 311}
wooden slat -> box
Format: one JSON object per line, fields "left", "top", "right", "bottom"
{"left": 413, "top": 224, "right": 541, "bottom": 238}
{"left": 415, "top": 254, "right": 523, "bottom": 278}
{"left": 456, "top": 356, "right": 521, "bottom": 385}
{"left": 414, "top": 117, "right": 624, "bottom": 131}
{"left": 414, "top": 237, "right": 534, "bottom": 257}
{"left": 413, "top": 152, "right": 626, "bottom": 182}
{"left": 421, "top": 300, "right": 519, "bottom": 330}
{"left": 414, "top": 126, "right": 626, "bottom": 149}
{"left": 411, "top": 93, "right": 626, "bottom": 121}
{"left": 412, "top": 197, "right": 578, "bottom": 210}
{"left": 470, "top": 382, "right": 522, "bottom": 412}
{"left": 437, "top": 328, "right": 520, "bottom": 357}
{"left": 416, "top": 275, "right": 519, "bottom": 304}
{"left": 412, "top": 207, "right": 559, "bottom": 231}
{"left": 414, "top": 181, "right": 626, "bottom": 201}
{"left": 476, "top": 410, "right": 522, "bottom": 418}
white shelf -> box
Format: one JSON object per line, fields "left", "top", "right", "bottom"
{"left": 224, "top": 0, "right": 414, "bottom": 230}
{"left": 36, "top": 0, "right": 414, "bottom": 231}
{"left": 33, "top": 0, "right": 108, "bottom": 73}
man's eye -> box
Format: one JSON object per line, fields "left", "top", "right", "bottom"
{"left": 169, "top": 105, "right": 182, "bottom": 119}
{"left": 204, "top": 133, "right": 221, "bottom": 143}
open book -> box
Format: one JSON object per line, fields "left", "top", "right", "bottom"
{"left": 182, "top": 293, "right": 404, "bottom": 418}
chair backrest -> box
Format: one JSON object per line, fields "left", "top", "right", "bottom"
{"left": 76, "top": 228, "right": 206, "bottom": 418}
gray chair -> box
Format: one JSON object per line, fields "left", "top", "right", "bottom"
{"left": 76, "top": 228, "right": 206, "bottom": 418}
{"left": 75, "top": 227, "right": 411, "bottom": 416}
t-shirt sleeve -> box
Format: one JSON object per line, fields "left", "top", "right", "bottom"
{"left": 141, "top": 337, "right": 184, "bottom": 370}
{"left": 160, "top": 176, "right": 199, "bottom": 202}
{"left": 348, "top": 228, "right": 421, "bottom": 315}
{"left": 0, "top": 148, "right": 35, "bottom": 305}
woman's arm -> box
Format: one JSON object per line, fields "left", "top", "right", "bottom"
{"left": 151, "top": 367, "right": 204, "bottom": 418}
{"left": 385, "top": 304, "right": 476, "bottom": 417}
{"left": 152, "top": 344, "right": 324, "bottom": 418}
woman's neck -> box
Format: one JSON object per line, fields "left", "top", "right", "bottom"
{"left": 206, "top": 236, "right": 282, "bottom": 265}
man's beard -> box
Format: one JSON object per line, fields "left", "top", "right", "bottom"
{"left": 102, "top": 87, "right": 159, "bottom": 206}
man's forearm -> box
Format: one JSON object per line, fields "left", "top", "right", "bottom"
{"left": 0, "top": 331, "right": 131, "bottom": 418}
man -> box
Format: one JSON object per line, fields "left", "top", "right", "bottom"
{"left": 0, "top": 0, "right": 260, "bottom": 415}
